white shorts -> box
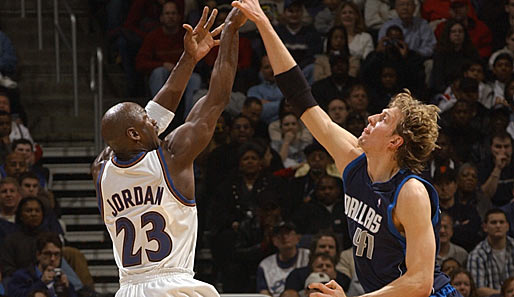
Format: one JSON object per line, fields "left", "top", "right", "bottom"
{"left": 116, "top": 269, "right": 220, "bottom": 297}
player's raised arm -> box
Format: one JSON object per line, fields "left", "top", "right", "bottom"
{"left": 163, "top": 7, "right": 246, "bottom": 166}
{"left": 232, "top": 0, "right": 361, "bottom": 173}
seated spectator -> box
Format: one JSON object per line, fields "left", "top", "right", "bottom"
{"left": 292, "top": 175, "right": 349, "bottom": 244}
{"left": 283, "top": 232, "right": 349, "bottom": 296}
{"left": 256, "top": 221, "right": 310, "bottom": 297}
{"left": 303, "top": 272, "right": 331, "bottom": 297}
{"left": 434, "top": 0, "right": 492, "bottom": 58}
{"left": 325, "top": 97, "right": 349, "bottom": 127}
{"left": 313, "top": 25, "right": 353, "bottom": 82}
{"left": 489, "top": 28, "right": 514, "bottom": 82}
{"left": 0, "top": 152, "right": 27, "bottom": 180}
{"left": 361, "top": 25, "right": 426, "bottom": 98}
{"left": 334, "top": 1, "right": 373, "bottom": 76}
{"left": 312, "top": 52, "right": 357, "bottom": 108}
{"left": 366, "top": 62, "right": 402, "bottom": 114}
{"left": 449, "top": 268, "right": 478, "bottom": 297}
{"left": 0, "top": 197, "right": 63, "bottom": 277}
{"left": 437, "top": 212, "right": 468, "bottom": 266}
{"left": 268, "top": 100, "right": 312, "bottom": 143}
{"left": 0, "top": 111, "right": 11, "bottom": 165}
{"left": 240, "top": 97, "right": 268, "bottom": 140}
{"left": 430, "top": 19, "right": 481, "bottom": 95}
{"left": 27, "top": 289, "right": 51, "bottom": 297}
{"left": 433, "top": 168, "right": 482, "bottom": 251}
{"left": 344, "top": 112, "right": 366, "bottom": 138}
{"left": 275, "top": 0, "right": 323, "bottom": 84}
{"left": 294, "top": 253, "right": 348, "bottom": 297}
{"left": 422, "top": 0, "right": 476, "bottom": 23}
{"left": 442, "top": 257, "right": 461, "bottom": 276}
{"left": 424, "top": 129, "right": 459, "bottom": 180}
{"left": 378, "top": 0, "right": 436, "bottom": 58}
{"left": 12, "top": 139, "right": 48, "bottom": 188}
{"left": 271, "top": 112, "right": 311, "bottom": 168}
{"left": 6, "top": 232, "right": 77, "bottom": 297}
{"left": 467, "top": 208, "right": 514, "bottom": 297}
{"left": 489, "top": 53, "right": 514, "bottom": 103}
{"left": 0, "top": 92, "right": 33, "bottom": 144}
{"left": 314, "top": 0, "right": 342, "bottom": 35}
{"left": 135, "top": 0, "right": 202, "bottom": 118}
{"left": 460, "top": 60, "right": 494, "bottom": 110}
{"left": 247, "top": 55, "right": 284, "bottom": 124}
{"left": 0, "top": 177, "right": 21, "bottom": 223}
{"left": 345, "top": 83, "right": 370, "bottom": 120}
{"left": 456, "top": 163, "right": 492, "bottom": 222}
{"left": 0, "top": 30, "right": 17, "bottom": 89}
{"left": 365, "top": 0, "right": 421, "bottom": 32}
{"left": 478, "top": 131, "right": 514, "bottom": 207}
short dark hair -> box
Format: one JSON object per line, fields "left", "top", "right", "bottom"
{"left": 36, "top": 232, "right": 62, "bottom": 253}
{"left": 12, "top": 138, "right": 33, "bottom": 151}
{"left": 310, "top": 231, "right": 340, "bottom": 262}
{"left": 433, "top": 168, "right": 457, "bottom": 185}
{"left": 458, "top": 77, "right": 479, "bottom": 93}
{"left": 18, "top": 171, "right": 40, "bottom": 185}
{"left": 308, "top": 252, "right": 336, "bottom": 270}
{"left": 484, "top": 208, "right": 507, "bottom": 223}
{"left": 490, "top": 130, "right": 513, "bottom": 146}
{"left": 494, "top": 52, "right": 513, "bottom": 66}
{"left": 243, "top": 97, "right": 262, "bottom": 108}
{"left": 237, "top": 141, "right": 265, "bottom": 160}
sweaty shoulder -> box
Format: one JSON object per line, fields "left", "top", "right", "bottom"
{"left": 395, "top": 178, "right": 432, "bottom": 228}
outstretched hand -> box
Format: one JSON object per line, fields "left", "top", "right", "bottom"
{"left": 183, "top": 6, "right": 224, "bottom": 62}
{"left": 226, "top": 3, "right": 248, "bottom": 29}
{"left": 231, "top": 0, "right": 267, "bottom": 24}
{"left": 308, "top": 280, "right": 347, "bottom": 297}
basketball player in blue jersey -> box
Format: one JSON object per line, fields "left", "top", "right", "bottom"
{"left": 232, "top": 1, "right": 461, "bottom": 297}
{"left": 90, "top": 5, "right": 246, "bottom": 297}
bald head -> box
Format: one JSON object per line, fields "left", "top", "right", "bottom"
{"left": 102, "top": 102, "right": 160, "bottom": 155}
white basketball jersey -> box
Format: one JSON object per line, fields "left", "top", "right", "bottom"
{"left": 96, "top": 147, "right": 197, "bottom": 281}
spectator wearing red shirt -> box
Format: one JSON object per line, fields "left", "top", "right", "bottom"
{"left": 135, "top": 0, "right": 201, "bottom": 117}
{"left": 421, "top": 0, "right": 477, "bottom": 22}
{"left": 434, "top": 0, "right": 492, "bottom": 58}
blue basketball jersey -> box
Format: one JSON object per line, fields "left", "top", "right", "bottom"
{"left": 342, "top": 154, "right": 450, "bottom": 294}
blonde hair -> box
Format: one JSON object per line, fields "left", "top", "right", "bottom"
{"left": 335, "top": 1, "right": 366, "bottom": 34}
{"left": 388, "top": 90, "right": 439, "bottom": 174}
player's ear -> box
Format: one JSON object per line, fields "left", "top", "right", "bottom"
{"left": 127, "top": 127, "right": 141, "bottom": 141}
{"left": 389, "top": 135, "right": 403, "bottom": 149}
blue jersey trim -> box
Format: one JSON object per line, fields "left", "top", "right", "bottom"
{"left": 95, "top": 161, "right": 107, "bottom": 221}
{"left": 342, "top": 153, "right": 366, "bottom": 191}
{"left": 386, "top": 174, "right": 440, "bottom": 254}
{"left": 112, "top": 151, "right": 147, "bottom": 167}
{"left": 156, "top": 147, "right": 196, "bottom": 206}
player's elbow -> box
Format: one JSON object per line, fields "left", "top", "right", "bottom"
{"left": 411, "top": 275, "right": 433, "bottom": 297}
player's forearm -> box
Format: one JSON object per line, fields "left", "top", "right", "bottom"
{"left": 253, "top": 16, "right": 296, "bottom": 75}
{"left": 152, "top": 52, "right": 196, "bottom": 111}
{"left": 361, "top": 272, "right": 432, "bottom": 297}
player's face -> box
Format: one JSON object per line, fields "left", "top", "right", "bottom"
{"left": 21, "top": 178, "right": 40, "bottom": 197}
{"left": 484, "top": 213, "right": 509, "bottom": 239}
{"left": 20, "top": 200, "right": 43, "bottom": 229}
{"left": 315, "top": 236, "right": 337, "bottom": 258}
{"left": 451, "top": 272, "right": 471, "bottom": 297}
{"left": 37, "top": 242, "right": 62, "bottom": 269}
{"left": 358, "top": 107, "right": 402, "bottom": 153}
{"left": 439, "top": 215, "right": 453, "bottom": 244}
{"left": 0, "top": 183, "right": 21, "bottom": 209}
{"left": 139, "top": 112, "right": 159, "bottom": 150}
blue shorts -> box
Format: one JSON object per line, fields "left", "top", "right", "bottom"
{"left": 430, "top": 283, "right": 463, "bottom": 297}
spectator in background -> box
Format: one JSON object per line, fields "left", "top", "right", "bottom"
{"left": 334, "top": 1, "right": 373, "bottom": 76}
{"left": 430, "top": 19, "right": 481, "bottom": 95}
{"left": 0, "top": 177, "right": 21, "bottom": 223}
{"left": 0, "top": 92, "right": 33, "bottom": 144}
{"left": 312, "top": 52, "right": 357, "bottom": 109}
{"left": 364, "top": 0, "right": 421, "bottom": 33}
{"left": 135, "top": 0, "right": 203, "bottom": 119}
{"left": 437, "top": 212, "right": 468, "bottom": 267}
{"left": 325, "top": 97, "right": 349, "bottom": 127}
{"left": 314, "top": 0, "right": 342, "bottom": 35}
{"left": 12, "top": 139, "right": 48, "bottom": 188}
{"left": 378, "top": 0, "right": 436, "bottom": 58}
{"left": 467, "top": 208, "right": 514, "bottom": 297}
{"left": 0, "top": 30, "right": 17, "bottom": 89}
{"left": 449, "top": 268, "right": 478, "bottom": 297}
{"left": 434, "top": 0, "right": 492, "bottom": 58}
{"left": 424, "top": 129, "right": 458, "bottom": 179}
{"left": 422, "top": 0, "right": 477, "bottom": 23}
{"left": 268, "top": 100, "right": 313, "bottom": 144}
{"left": 313, "top": 26, "right": 354, "bottom": 82}
{"left": 0, "top": 152, "right": 27, "bottom": 180}
{"left": 247, "top": 55, "right": 284, "bottom": 124}
{"left": 240, "top": 97, "right": 268, "bottom": 140}
{"left": 433, "top": 168, "right": 482, "bottom": 251}
{"left": 366, "top": 62, "right": 402, "bottom": 114}
{"left": 0, "top": 110, "right": 11, "bottom": 164}
{"left": 271, "top": 112, "right": 311, "bottom": 168}
{"left": 490, "top": 29, "right": 514, "bottom": 82}
{"left": 460, "top": 60, "right": 494, "bottom": 110}
{"left": 361, "top": 25, "right": 426, "bottom": 99}
{"left": 478, "top": 131, "right": 514, "bottom": 207}
{"left": 501, "top": 276, "right": 514, "bottom": 297}
{"left": 456, "top": 163, "right": 492, "bottom": 221}
{"left": 344, "top": 111, "right": 366, "bottom": 138}
{"left": 345, "top": 83, "right": 370, "bottom": 120}
{"left": 276, "top": 0, "right": 323, "bottom": 84}
{"left": 489, "top": 53, "right": 514, "bottom": 103}
{"left": 6, "top": 232, "right": 77, "bottom": 297}
{"left": 256, "top": 221, "right": 310, "bottom": 297}
{"left": 442, "top": 257, "right": 461, "bottom": 276}
{"left": 115, "top": 0, "right": 169, "bottom": 96}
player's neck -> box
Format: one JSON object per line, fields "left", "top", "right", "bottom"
{"left": 366, "top": 155, "right": 400, "bottom": 183}
{"left": 114, "top": 149, "right": 146, "bottom": 162}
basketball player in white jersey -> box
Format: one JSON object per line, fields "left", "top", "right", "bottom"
{"left": 90, "top": 5, "right": 247, "bottom": 296}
